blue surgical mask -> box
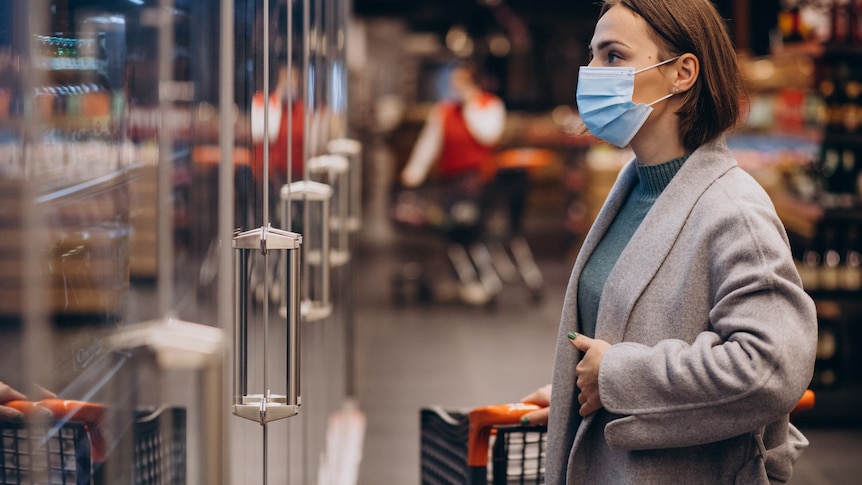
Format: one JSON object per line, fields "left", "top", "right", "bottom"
{"left": 576, "top": 57, "right": 679, "bottom": 147}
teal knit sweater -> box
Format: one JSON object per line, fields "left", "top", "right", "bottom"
{"left": 577, "top": 154, "right": 689, "bottom": 338}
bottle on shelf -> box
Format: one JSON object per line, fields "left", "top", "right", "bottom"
{"left": 852, "top": 0, "right": 862, "bottom": 45}
{"left": 856, "top": 142, "right": 862, "bottom": 199}
{"left": 841, "top": 222, "right": 862, "bottom": 290}
{"left": 812, "top": 318, "right": 841, "bottom": 388}
{"left": 844, "top": 79, "right": 861, "bottom": 133}
{"left": 842, "top": 147, "right": 857, "bottom": 197}
{"left": 831, "top": 0, "right": 853, "bottom": 45}
{"left": 781, "top": 0, "right": 807, "bottom": 43}
{"left": 798, "top": 248, "right": 822, "bottom": 290}
{"left": 820, "top": 222, "right": 843, "bottom": 290}
{"left": 819, "top": 142, "right": 842, "bottom": 204}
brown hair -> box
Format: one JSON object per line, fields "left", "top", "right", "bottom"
{"left": 600, "top": 0, "right": 746, "bottom": 151}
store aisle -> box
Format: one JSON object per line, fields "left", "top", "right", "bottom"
{"left": 352, "top": 234, "right": 567, "bottom": 484}
{"left": 351, "top": 233, "right": 862, "bottom": 485}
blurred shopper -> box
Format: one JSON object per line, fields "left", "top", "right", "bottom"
{"left": 252, "top": 62, "right": 304, "bottom": 181}
{"left": 251, "top": 62, "right": 305, "bottom": 210}
{"left": 520, "top": 1, "right": 817, "bottom": 483}
{"left": 400, "top": 61, "right": 505, "bottom": 189}
{"left": 396, "top": 61, "right": 507, "bottom": 305}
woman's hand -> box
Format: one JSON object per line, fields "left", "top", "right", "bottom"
{"left": 519, "top": 384, "right": 552, "bottom": 426}
{"left": 571, "top": 333, "right": 611, "bottom": 417}
{"left": 0, "top": 382, "right": 57, "bottom": 423}
{"left": 0, "top": 381, "right": 27, "bottom": 422}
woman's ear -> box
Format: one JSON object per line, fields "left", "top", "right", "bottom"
{"left": 674, "top": 53, "right": 699, "bottom": 93}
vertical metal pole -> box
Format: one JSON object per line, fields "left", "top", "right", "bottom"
{"left": 286, "top": 0, "right": 295, "bottom": 229}
{"left": 287, "top": 248, "right": 302, "bottom": 405}
{"left": 157, "top": 0, "right": 176, "bottom": 316}
{"left": 262, "top": 0, "right": 271, "bottom": 228}
{"left": 21, "top": 10, "right": 53, "bottom": 485}
{"left": 218, "top": 0, "right": 236, "bottom": 483}
{"left": 262, "top": 3, "right": 272, "bottom": 485}
{"left": 235, "top": 253, "right": 249, "bottom": 398}
{"left": 302, "top": 0, "right": 319, "bottom": 481}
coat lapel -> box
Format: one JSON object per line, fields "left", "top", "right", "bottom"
{"left": 594, "top": 137, "right": 737, "bottom": 343}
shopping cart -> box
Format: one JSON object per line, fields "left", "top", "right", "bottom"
{"left": 420, "top": 403, "right": 546, "bottom": 485}
{"left": 133, "top": 406, "right": 187, "bottom": 485}
{"left": 391, "top": 157, "right": 547, "bottom": 306}
{"left": 1, "top": 419, "right": 92, "bottom": 485}
{"left": 390, "top": 173, "right": 493, "bottom": 306}
{"left": 0, "top": 399, "right": 185, "bottom": 485}
{"left": 1, "top": 399, "right": 106, "bottom": 485}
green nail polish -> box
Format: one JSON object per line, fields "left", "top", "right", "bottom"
{"left": 568, "top": 332, "right": 579, "bottom": 340}
{"left": 520, "top": 416, "right": 530, "bottom": 426}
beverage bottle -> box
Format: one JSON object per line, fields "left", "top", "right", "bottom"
{"left": 841, "top": 222, "right": 862, "bottom": 290}
{"left": 813, "top": 318, "right": 841, "bottom": 388}
{"left": 832, "top": 0, "right": 852, "bottom": 44}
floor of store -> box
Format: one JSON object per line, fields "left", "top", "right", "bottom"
{"left": 351, "top": 228, "right": 862, "bottom": 485}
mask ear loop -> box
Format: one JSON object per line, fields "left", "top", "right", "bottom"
{"left": 634, "top": 55, "right": 681, "bottom": 74}
{"left": 639, "top": 56, "right": 682, "bottom": 107}
{"left": 647, "top": 91, "right": 676, "bottom": 107}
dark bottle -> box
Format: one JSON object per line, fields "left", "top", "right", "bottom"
{"left": 842, "top": 147, "right": 858, "bottom": 197}
{"left": 844, "top": 80, "right": 861, "bottom": 133}
{"left": 819, "top": 78, "right": 842, "bottom": 133}
{"left": 820, "top": 142, "right": 842, "bottom": 201}
{"left": 786, "top": 4, "right": 806, "bottom": 43}
{"left": 852, "top": 0, "right": 862, "bottom": 44}
{"left": 841, "top": 222, "right": 862, "bottom": 290}
{"left": 856, "top": 143, "right": 862, "bottom": 200}
{"left": 832, "top": 0, "right": 852, "bottom": 44}
{"left": 812, "top": 318, "right": 841, "bottom": 388}
{"left": 820, "top": 222, "right": 843, "bottom": 290}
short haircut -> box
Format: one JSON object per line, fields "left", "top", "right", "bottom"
{"left": 600, "top": 0, "right": 746, "bottom": 151}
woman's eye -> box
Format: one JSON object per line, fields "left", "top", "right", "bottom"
{"left": 607, "top": 52, "right": 621, "bottom": 63}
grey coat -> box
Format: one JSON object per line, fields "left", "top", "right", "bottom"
{"left": 546, "top": 137, "right": 818, "bottom": 484}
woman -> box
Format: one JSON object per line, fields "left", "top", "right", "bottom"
{"left": 523, "top": 1, "right": 817, "bottom": 483}
{"left": 251, "top": 63, "right": 305, "bottom": 189}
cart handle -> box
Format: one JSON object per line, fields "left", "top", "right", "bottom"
{"left": 467, "top": 403, "right": 541, "bottom": 467}
{"left": 5, "top": 399, "right": 108, "bottom": 462}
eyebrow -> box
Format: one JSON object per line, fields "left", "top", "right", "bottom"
{"left": 588, "top": 39, "right": 630, "bottom": 54}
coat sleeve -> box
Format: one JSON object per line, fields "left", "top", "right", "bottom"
{"left": 596, "top": 180, "right": 818, "bottom": 451}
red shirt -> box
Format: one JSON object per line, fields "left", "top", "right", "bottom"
{"left": 252, "top": 93, "right": 305, "bottom": 182}
{"left": 436, "top": 92, "right": 498, "bottom": 180}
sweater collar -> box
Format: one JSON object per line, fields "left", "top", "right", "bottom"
{"left": 635, "top": 154, "right": 690, "bottom": 198}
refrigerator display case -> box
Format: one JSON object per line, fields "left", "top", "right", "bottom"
{"left": 0, "top": 0, "right": 362, "bottom": 483}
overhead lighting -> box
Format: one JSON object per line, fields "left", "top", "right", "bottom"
{"left": 445, "top": 25, "right": 473, "bottom": 57}
{"left": 488, "top": 33, "right": 510, "bottom": 57}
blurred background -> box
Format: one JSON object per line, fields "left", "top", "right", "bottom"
{"left": 0, "top": 0, "right": 860, "bottom": 484}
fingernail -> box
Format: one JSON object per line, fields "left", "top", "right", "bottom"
{"left": 567, "top": 332, "right": 579, "bottom": 340}
{"left": 520, "top": 416, "right": 530, "bottom": 426}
